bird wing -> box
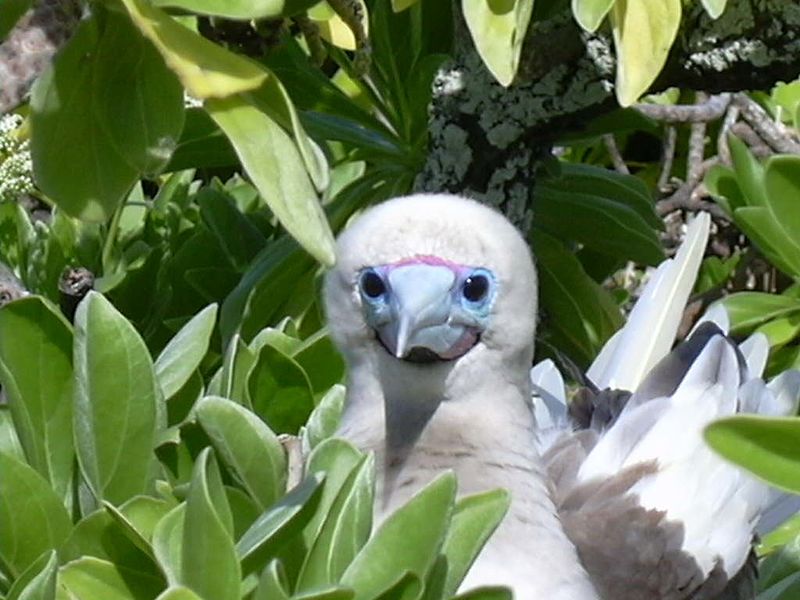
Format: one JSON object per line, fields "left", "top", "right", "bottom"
{"left": 538, "top": 329, "right": 782, "bottom": 599}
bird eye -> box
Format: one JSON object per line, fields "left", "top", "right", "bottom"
{"left": 360, "top": 269, "right": 386, "bottom": 299}
{"left": 462, "top": 272, "right": 489, "bottom": 303}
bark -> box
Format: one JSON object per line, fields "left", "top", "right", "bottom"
{"left": 415, "top": 0, "right": 800, "bottom": 229}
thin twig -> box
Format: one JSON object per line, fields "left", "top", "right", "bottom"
{"left": 603, "top": 134, "right": 629, "bottom": 174}
{"left": 658, "top": 126, "right": 677, "bottom": 192}
{"left": 716, "top": 104, "right": 740, "bottom": 166}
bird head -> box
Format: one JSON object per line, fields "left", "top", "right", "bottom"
{"left": 324, "top": 194, "right": 537, "bottom": 391}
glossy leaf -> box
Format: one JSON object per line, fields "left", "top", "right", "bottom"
{"left": 610, "top": 0, "right": 681, "bottom": 106}
{"left": 309, "top": 0, "right": 370, "bottom": 51}
{"left": 30, "top": 18, "right": 138, "bottom": 222}
{"left": 182, "top": 448, "right": 240, "bottom": 600}
{"left": 705, "top": 416, "right": 800, "bottom": 493}
{"left": 441, "top": 489, "right": 511, "bottom": 597}
{"left": 119, "top": 0, "right": 267, "bottom": 98}
{"left": 341, "top": 472, "right": 456, "bottom": 600}
{"left": 6, "top": 549, "right": 58, "bottom": 600}
{"left": 462, "top": 0, "right": 535, "bottom": 86}
{"left": 155, "top": 304, "right": 218, "bottom": 400}
{"left": 0, "top": 297, "right": 74, "bottom": 502}
{"left": 717, "top": 293, "right": 800, "bottom": 334}
{"left": 734, "top": 207, "right": 800, "bottom": 277}
{"left": 206, "top": 94, "right": 336, "bottom": 266}
{"left": 152, "top": 0, "right": 319, "bottom": 19}
{"left": 56, "top": 557, "right": 164, "bottom": 600}
{"left": 195, "top": 396, "right": 287, "bottom": 509}
{"left": 0, "top": 453, "right": 71, "bottom": 578}
{"left": 73, "top": 292, "right": 158, "bottom": 506}
{"left": 573, "top": 0, "right": 615, "bottom": 31}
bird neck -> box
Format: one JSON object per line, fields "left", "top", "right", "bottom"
{"left": 338, "top": 348, "right": 598, "bottom": 598}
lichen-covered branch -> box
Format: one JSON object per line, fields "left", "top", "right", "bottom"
{"left": 416, "top": 0, "right": 800, "bottom": 226}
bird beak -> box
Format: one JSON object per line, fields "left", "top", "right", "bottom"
{"left": 382, "top": 265, "right": 456, "bottom": 359}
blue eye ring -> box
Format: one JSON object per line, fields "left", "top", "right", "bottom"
{"left": 461, "top": 268, "right": 493, "bottom": 304}
{"left": 359, "top": 268, "right": 387, "bottom": 300}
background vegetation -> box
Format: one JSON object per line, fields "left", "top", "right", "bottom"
{"left": 1, "top": 0, "right": 800, "bottom": 598}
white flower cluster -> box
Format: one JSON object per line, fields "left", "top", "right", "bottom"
{"left": 0, "top": 114, "right": 34, "bottom": 203}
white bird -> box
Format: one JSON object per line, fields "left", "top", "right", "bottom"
{"left": 323, "top": 193, "right": 799, "bottom": 599}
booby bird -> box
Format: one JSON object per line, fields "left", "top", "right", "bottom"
{"left": 323, "top": 193, "right": 798, "bottom": 599}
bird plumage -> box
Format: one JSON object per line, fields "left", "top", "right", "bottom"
{"left": 323, "top": 193, "right": 798, "bottom": 599}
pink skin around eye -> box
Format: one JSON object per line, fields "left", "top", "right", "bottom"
{"left": 384, "top": 255, "right": 474, "bottom": 280}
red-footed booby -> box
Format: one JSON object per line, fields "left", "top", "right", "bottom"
{"left": 323, "top": 193, "right": 798, "bottom": 599}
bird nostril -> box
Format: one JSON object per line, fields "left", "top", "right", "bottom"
{"left": 360, "top": 270, "right": 386, "bottom": 299}
{"left": 462, "top": 274, "right": 489, "bottom": 302}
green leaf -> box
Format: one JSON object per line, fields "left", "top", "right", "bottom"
{"left": 704, "top": 164, "right": 745, "bottom": 214}
{"left": 93, "top": 9, "right": 185, "bottom": 175}
{"left": 534, "top": 186, "right": 664, "bottom": 265}
{"left": 294, "top": 331, "right": 346, "bottom": 394}
{"left": 0, "top": 0, "right": 31, "bottom": 41}
{"left": 151, "top": 0, "right": 319, "bottom": 19}
{"left": 341, "top": 472, "right": 456, "bottom": 600}
{"left": 0, "top": 452, "right": 72, "bottom": 578}
{"left": 253, "top": 560, "right": 290, "bottom": 600}
{"left": 195, "top": 396, "right": 287, "bottom": 509}
{"left": 572, "top": 0, "right": 615, "bottom": 32}
{"left": 247, "top": 343, "right": 315, "bottom": 434}
{"left": 453, "top": 587, "right": 512, "bottom": 600}
{"left": 181, "top": 448, "right": 240, "bottom": 600}
{"left": 759, "top": 523, "right": 800, "bottom": 590}
{"left": 462, "top": 0, "right": 535, "bottom": 86}
{"left": 716, "top": 293, "right": 800, "bottom": 334}
{"left": 533, "top": 230, "right": 623, "bottom": 366}
{"left": 302, "top": 438, "right": 364, "bottom": 546}
{"left": 0, "top": 297, "right": 74, "bottom": 503}
{"left": 729, "top": 135, "right": 769, "bottom": 207}
{"left": 304, "top": 384, "right": 346, "bottom": 449}
{"left": 610, "top": 0, "right": 682, "bottom": 106}
{"left": 6, "top": 549, "right": 58, "bottom": 600}
{"left": 705, "top": 416, "right": 800, "bottom": 493}
{"left": 119, "top": 0, "right": 267, "bottom": 98}
{"left": 236, "top": 473, "right": 324, "bottom": 567}
{"left": 56, "top": 557, "right": 164, "bottom": 600}
{"left": 155, "top": 304, "right": 218, "bottom": 400}
{"left": 373, "top": 572, "right": 422, "bottom": 600}
{"left": 441, "top": 489, "right": 510, "bottom": 597}
{"left": 73, "top": 291, "right": 158, "bottom": 506}
{"left": 155, "top": 586, "right": 205, "bottom": 600}
{"left": 0, "top": 407, "right": 24, "bottom": 460}
{"left": 701, "top": 0, "right": 727, "bottom": 19}
{"left": 761, "top": 512, "right": 800, "bottom": 556}
{"left": 297, "top": 455, "right": 374, "bottom": 591}
{"left": 734, "top": 207, "right": 800, "bottom": 277}
{"left": 152, "top": 504, "right": 186, "bottom": 586}
{"left": 206, "top": 94, "right": 335, "bottom": 266}
{"left": 30, "top": 17, "right": 138, "bottom": 222}
{"left": 198, "top": 188, "right": 266, "bottom": 270}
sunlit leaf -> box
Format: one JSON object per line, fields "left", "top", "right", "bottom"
{"left": 5, "top": 548, "right": 58, "bottom": 600}
{"left": 610, "top": 0, "right": 681, "bottom": 106}
{"left": 0, "top": 297, "right": 74, "bottom": 503}
{"left": 155, "top": 304, "right": 218, "bottom": 400}
{"left": 701, "top": 0, "right": 727, "bottom": 19}
{"left": 119, "top": 0, "right": 267, "bottom": 98}
{"left": 74, "top": 292, "right": 158, "bottom": 506}
{"left": 152, "top": 0, "right": 319, "bottom": 19}
{"left": 182, "top": 449, "right": 240, "bottom": 600}
{"left": 462, "top": 0, "right": 535, "bottom": 86}
{"left": 705, "top": 415, "right": 800, "bottom": 493}
{"left": 57, "top": 557, "right": 164, "bottom": 600}
{"left": 0, "top": 453, "right": 71, "bottom": 578}
{"left": 195, "top": 396, "right": 287, "bottom": 509}
{"left": 341, "top": 472, "right": 456, "bottom": 599}
{"left": 572, "top": 0, "right": 615, "bottom": 32}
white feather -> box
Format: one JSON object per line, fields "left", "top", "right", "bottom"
{"left": 587, "top": 213, "right": 710, "bottom": 392}
{"left": 739, "top": 332, "right": 769, "bottom": 379}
